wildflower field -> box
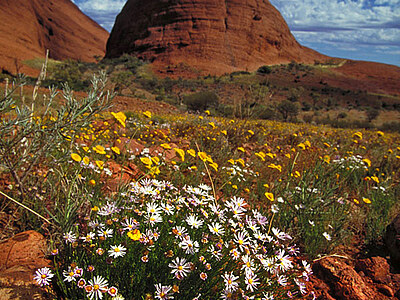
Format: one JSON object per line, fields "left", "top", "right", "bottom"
{"left": 1, "top": 74, "right": 399, "bottom": 299}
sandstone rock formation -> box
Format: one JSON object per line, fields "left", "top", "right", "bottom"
{"left": 0, "top": 0, "right": 109, "bottom": 75}
{"left": 106, "top": 0, "right": 328, "bottom": 74}
{"left": 0, "top": 231, "right": 50, "bottom": 300}
{"left": 312, "top": 256, "right": 400, "bottom": 299}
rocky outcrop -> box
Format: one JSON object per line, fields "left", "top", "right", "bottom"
{"left": 106, "top": 0, "right": 328, "bottom": 75}
{"left": 0, "top": 231, "right": 50, "bottom": 299}
{"left": 312, "top": 256, "right": 400, "bottom": 299}
{"left": 0, "top": 0, "right": 109, "bottom": 75}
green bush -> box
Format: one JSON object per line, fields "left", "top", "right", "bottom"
{"left": 257, "top": 65, "right": 272, "bottom": 74}
{"left": 183, "top": 91, "right": 219, "bottom": 111}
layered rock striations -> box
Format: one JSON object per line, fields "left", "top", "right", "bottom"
{"left": 0, "top": 0, "right": 109, "bottom": 74}
{"left": 106, "top": 0, "right": 328, "bottom": 74}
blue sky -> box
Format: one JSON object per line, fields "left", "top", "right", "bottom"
{"left": 73, "top": 0, "right": 400, "bottom": 66}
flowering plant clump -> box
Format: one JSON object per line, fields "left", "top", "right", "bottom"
{"left": 39, "top": 179, "right": 313, "bottom": 299}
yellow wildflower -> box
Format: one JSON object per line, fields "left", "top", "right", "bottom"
{"left": 255, "top": 152, "right": 266, "bottom": 161}
{"left": 353, "top": 132, "right": 363, "bottom": 139}
{"left": 236, "top": 158, "right": 245, "bottom": 167}
{"left": 209, "top": 162, "right": 218, "bottom": 172}
{"left": 268, "top": 164, "right": 282, "bottom": 172}
{"left": 151, "top": 156, "right": 160, "bottom": 165}
{"left": 297, "top": 143, "right": 306, "bottom": 150}
{"left": 266, "top": 153, "right": 275, "bottom": 159}
{"left": 265, "top": 192, "right": 274, "bottom": 202}
{"left": 198, "top": 152, "right": 208, "bottom": 161}
{"left": 71, "top": 153, "right": 82, "bottom": 162}
{"left": 140, "top": 157, "right": 153, "bottom": 166}
{"left": 93, "top": 145, "right": 106, "bottom": 155}
{"left": 111, "top": 146, "right": 120, "bottom": 155}
{"left": 221, "top": 130, "right": 227, "bottom": 136}
{"left": 82, "top": 156, "right": 90, "bottom": 165}
{"left": 362, "top": 198, "right": 371, "bottom": 204}
{"left": 363, "top": 158, "right": 371, "bottom": 167}
{"left": 143, "top": 111, "right": 152, "bottom": 118}
{"left": 127, "top": 229, "right": 141, "bottom": 241}
{"left": 237, "top": 147, "right": 245, "bottom": 153}
{"left": 95, "top": 160, "right": 104, "bottom": 170}
{"left": 161, "top": 143, "right": 172, "bottom": 150}
{"left": 111, "top": 112, "right": 127, "bottom": 128}
{"left": 371, "top": 176, "right": 379, "bottom": 184}
{"left": 187, "top": 149, "right": 196, "bottom": 157}
{"left": 174, "top": 148, "right": 185, "bottom": 162}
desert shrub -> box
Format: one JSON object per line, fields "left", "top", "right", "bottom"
{"left": 0, "top": 72, "right": 112, "bottom": 232}
{"left": 47, "top": 59, "right": 90, "bottom": 91}
{"left": 380, "top": 121, "right": 400, "bottom": 133}
{"left": 252, "top": 104, "right": 277, "bottom": 120}
{"left": 365, "top": 108, "right": 380, "bottom": 122}
{"left": 101, "top": 54, "right": 143, "bottom": 73}
{"left": 257, "top": 65, "right": 272, "bottom": 74}
{"left": 277, "top": 100, "right": 299, "bottom": 121}
{"left": 184, "top": 91, "right": 219, "bottom": 111}
{"left": 111, "top": 70, "right": 134, "bottom": 92}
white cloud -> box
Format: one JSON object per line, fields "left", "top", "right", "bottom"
{"left": 270, "top": 0, "right": 400, "bottom": 64}
{"left": 79, "top": 0, "right": 127, "bottom": 12}
{"left": 270, "top": 0, "right": 399, "bottom": 30}
{"left": 77, "top": 0, "right": 127, "bottom": 31}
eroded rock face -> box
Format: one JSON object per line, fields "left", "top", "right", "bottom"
{"left": 312, "top": 256, "right": 400, "bottom": 300}
{"left": 106, "top": 0, "right": 327, "bottom": 74}
{"left": 0, "top": 0, "right": 109, "bottom": 74}
{"left": 0, "top": 231, "right": 50, "bottom": 300}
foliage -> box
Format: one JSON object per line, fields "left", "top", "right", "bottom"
{"left": 256, "top": 65, "right": 272, "bottom": 74}
{"left": 277, "top": 100, "right": 299, "bottom": 121}
{"left": 49, "top": 181, "right": 311, "bottom": 299}
{"left": 184, "top": 91, "right": 219, "bottom": 111}
{"left": 0, "top": 72, "right": 112, "bottom": 232}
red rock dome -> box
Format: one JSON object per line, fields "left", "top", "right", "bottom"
{"left": 106, "top": 0, "right": 328, "bottom": 74}
{"left": 0, "top": 0, "right": 109, "bottom": 75}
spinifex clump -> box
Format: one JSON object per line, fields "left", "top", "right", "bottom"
{"left": 37, "top": 179, "right": 312, "bottom": 299}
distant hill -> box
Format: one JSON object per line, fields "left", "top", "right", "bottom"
{"left": 0, "top": 0, "right": 109, "bottom": 75}
{"left": 105, "top": 0, "right": 329, "bottom": 75}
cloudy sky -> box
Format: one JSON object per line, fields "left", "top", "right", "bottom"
{"left": 73, "top": 0, "right": 400, "bottom": 66}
